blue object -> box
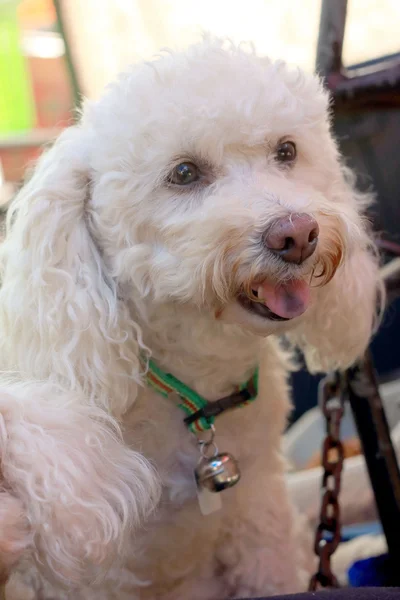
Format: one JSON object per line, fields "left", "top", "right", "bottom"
{"left": 341, "top": 522, "right": 383, "bottom": 541}
{"left": 348, "top": 553, "right": 399, "bottom": 587}
{"left": 322, "top": 522, "right": 382, "bottom": 544}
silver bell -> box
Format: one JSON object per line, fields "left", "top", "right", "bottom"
{"left": 195, "top": 452, "right": 241, "bottom": 492}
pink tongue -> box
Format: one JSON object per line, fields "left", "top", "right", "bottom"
{"left": 257, "top": 280, "right": 310, "bottom": 319}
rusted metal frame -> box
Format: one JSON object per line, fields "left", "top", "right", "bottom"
{"left": 316, "top": 0, "right": 400, "bottom": 110}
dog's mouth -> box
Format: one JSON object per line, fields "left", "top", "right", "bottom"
{"left": 237, "top": 292, "right": 290, "bottom": 321}
{"left": 237, "top": 279, "right": 311, "bottom": 321}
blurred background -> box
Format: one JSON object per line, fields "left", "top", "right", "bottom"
{"left": 0, "top": 0, "right": 399, "bottom": 421}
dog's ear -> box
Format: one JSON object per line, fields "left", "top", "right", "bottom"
{"left": 287, "top": 173, "right": 384, "bottom": 374}
{"left": 0, "top": 127, "right": 143, "bottom": 415}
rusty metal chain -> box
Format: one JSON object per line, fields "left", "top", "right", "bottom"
{"left": 309, "top": 372, "right": 345, "bottom": 590}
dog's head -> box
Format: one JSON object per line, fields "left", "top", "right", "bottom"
{"left": 0, "top": 40, "right": 383, "bottom": 409}
{"left": 86, "top": 41, "right": 381, "bottom": 339}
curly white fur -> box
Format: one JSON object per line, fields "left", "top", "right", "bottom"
{"left": 0, "top": 38, "right": 382, "bottom": 599}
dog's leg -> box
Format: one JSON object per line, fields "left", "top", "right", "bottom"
{"left": 0, "top": 491, "right": 30, "bottom": 591}
{"left": 0, "top": 383, "right": 160, "bottom": 588}
{"left": 216, "top": 462, "right": 313, "bottom": 598}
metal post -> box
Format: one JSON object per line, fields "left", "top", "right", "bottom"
{"left": 316, "top": 0, "right": 347, "bottom": 76}
{"left": 53, "top": 0, "right": 82, "bottom": 112}
{"left": 346, "top": 351, "right": 400, "bottom": 565}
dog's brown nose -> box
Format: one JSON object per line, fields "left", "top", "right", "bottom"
{"left": 264, "top": 213, "right": 319, "bottom": 264}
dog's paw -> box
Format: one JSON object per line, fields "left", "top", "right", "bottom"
{"left": 0, "top": 386, "right": 161, "bottom": 586}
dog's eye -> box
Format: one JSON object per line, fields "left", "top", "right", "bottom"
{"left": 169, "top": 162, "right": 200, "bottom": 185}
{"left": 276, "top": 141, "right": 297, "bottom": 164}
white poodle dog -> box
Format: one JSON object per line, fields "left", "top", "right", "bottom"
{"left": 0, "top": 39, "right": 382, "bottom": 599}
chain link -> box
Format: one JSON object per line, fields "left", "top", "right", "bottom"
{"left": 309, "top": 372, "right": 345, "bottom": 591}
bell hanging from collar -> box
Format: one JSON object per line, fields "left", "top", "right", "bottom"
{"left": 195, "top": 452, "right": 241, "bottom": 493}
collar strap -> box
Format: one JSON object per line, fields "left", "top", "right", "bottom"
{"left": 145, "top": 358, "right": 258, "bottom": 433}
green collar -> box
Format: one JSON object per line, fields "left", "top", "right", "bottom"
{"left": 145, "top": 358, "right": 258, "bottom": 433}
